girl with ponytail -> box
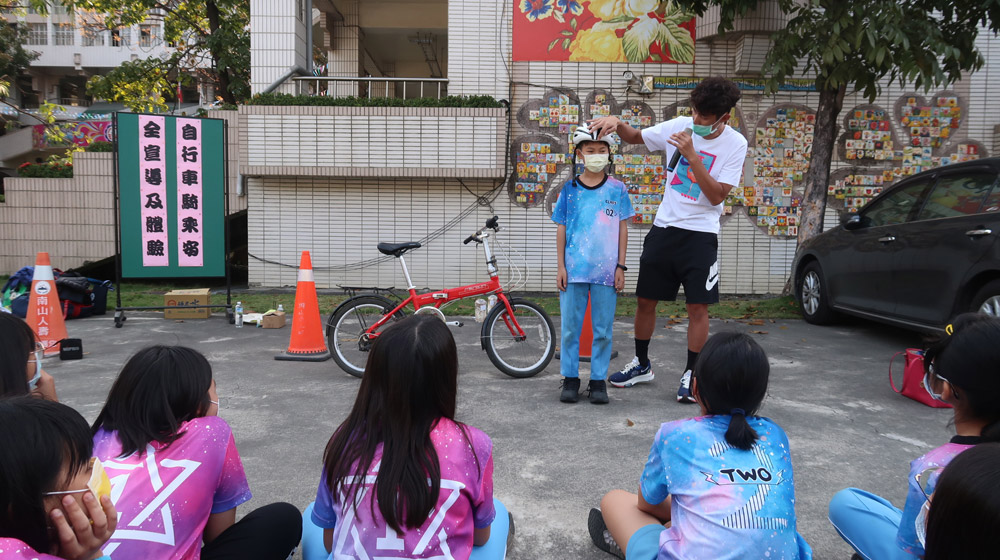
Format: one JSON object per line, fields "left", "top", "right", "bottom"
{"left": 830, "top": 313, "right": 1000, "bottom": 560}
{"left": 590, "top": 331, "right": 811, "bottom": 560}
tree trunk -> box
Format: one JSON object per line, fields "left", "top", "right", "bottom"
{"left": 205, "top": 0, "right": 235, "bottom": 104}
{"left": 782, "top": 84, "right": 845, "bottom": 295}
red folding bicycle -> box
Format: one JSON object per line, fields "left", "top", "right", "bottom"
{"left": 326, "top": 216, "right": 556, "bottom": 378}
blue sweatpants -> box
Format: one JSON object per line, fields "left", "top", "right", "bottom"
{"left": 559, "top": 283, "right": 617, "bottom": 381}
{"left": 828, "top": 488, "right": 919, "bottom": 560}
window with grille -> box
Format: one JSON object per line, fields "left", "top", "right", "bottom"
{"left": 112, "top": 27, "right": 129, "bottom": 46}
{"left": 54, "top": 24, "right": 74, "bottom": 46}
{"left": 26, "top": 23, "right": 47, "bottom": 45}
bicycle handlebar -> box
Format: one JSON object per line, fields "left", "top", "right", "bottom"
{"left": 464, "top": 216, "right": 501, "bottom": 245}
{"left": 486, "top": 216, "right": 499, "bottom": 230}
{"left": 463, "top": 234, "right": 479, "bottom": 245}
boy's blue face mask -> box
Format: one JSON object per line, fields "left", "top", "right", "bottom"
{"left": 692, "top": 115, "right": 725, "bottom": 137}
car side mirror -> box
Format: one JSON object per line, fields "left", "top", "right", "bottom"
{"left": 843, "top": 214, "right": 865, "bottom": 230}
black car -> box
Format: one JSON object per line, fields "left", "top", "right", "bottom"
{"left": 793, "top": 158, "right": 1000, "bottom": 332}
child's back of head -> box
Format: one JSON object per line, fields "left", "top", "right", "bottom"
{"left": 694, "top": 331, "right": 770, "bottom": 450}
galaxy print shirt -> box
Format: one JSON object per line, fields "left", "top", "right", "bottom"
{"left": 312, "top": 418, "right": 495, "bottom": 559}
{"left": 552, "top": 176, "right": 635, "bottom": 287}
{"left": 93, "top": 416, "right": 252, "bottom": 559}
{"left": 640, "top": 415, "right": 812, "bottom": 560}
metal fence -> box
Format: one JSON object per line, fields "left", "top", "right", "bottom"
{"left": 291, "top": 76, "right": 449, "bottom": 99}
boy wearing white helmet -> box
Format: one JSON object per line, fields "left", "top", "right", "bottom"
{"left": 552, "top": 124, "right": 636, "bottom": 405}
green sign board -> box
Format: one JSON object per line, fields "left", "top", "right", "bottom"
{"left": 116, "top": 113, "right": 226, "bottom": 278}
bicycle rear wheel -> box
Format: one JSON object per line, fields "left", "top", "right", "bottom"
{"left": 482, "top": 298, "right": 555, "bottom": 378}
{"left": 326, "top": 295, "right": 404, "bottom": 377}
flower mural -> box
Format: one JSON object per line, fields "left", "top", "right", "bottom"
{"left": 513, "top": 0, "right": 696, "bottom": 63}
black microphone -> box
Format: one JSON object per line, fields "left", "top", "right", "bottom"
{"left": 667, "top": 127, "right": 693, "bottom": 173}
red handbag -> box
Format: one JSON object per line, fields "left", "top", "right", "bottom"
{"left": 890, "top": 349, "right": 952, "bottom": 409}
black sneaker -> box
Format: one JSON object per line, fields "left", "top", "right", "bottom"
{"left": 560, "top": 377, "right": 581, "bottom": 403}
{"left": 588, "top": 508, "right": 625, "bottom": 559}
{"left": 676, "top": 369, "right": 696, "bottom": 404}
{"left": 587, "top": 379, "right": 609, "bottom": 404}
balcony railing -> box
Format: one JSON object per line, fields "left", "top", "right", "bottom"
{"left": 291, "top": 76, "right": 449, "bottom": 99}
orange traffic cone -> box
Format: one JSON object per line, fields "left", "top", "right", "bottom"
{"left": 275, "top": 251, "right": 331, "bottom": 362}
{"left": 26, "top": 252, "right": 68, "bottom": 356}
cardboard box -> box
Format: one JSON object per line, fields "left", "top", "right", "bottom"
{"left": 164, "top": 288, "right": 212, "bottom": 319}
{"left": 261, "top": 310, "right": 286, "bottom": 329}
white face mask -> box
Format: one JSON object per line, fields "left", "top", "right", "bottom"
{"left": 915, "top": 499, "right": 930, "bottom": 548}
{"left": 583, "top": 153, "right": 609, "bottom": 173}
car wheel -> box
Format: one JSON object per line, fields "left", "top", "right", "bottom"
{"left": 972, "top": 280, "right": 1000, "bottom": 317}
{"left": 798, "top": 261, "right": 837, "bottom": 324}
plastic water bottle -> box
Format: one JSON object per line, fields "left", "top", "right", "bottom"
{"left": 474, "top": 299, "right": 487, "bottom": 323}
{"left": 234, "top": 302, "right": 243, "bottom": 328}
{"left": 488, "top": 294, "right": 498, "bottom": 312}
{"left": 277, "top": 304, "right": 284, "bottom": 312}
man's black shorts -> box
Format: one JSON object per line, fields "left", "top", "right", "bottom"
{"left": 635, "top": 225, "right": 719, "bottom": 304}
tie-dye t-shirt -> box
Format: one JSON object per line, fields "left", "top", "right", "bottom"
{"left": 92, "top": 416, "right": 252, "bottom": 560}
{"left": 0, "top": 538, "right": 64, "bottom": 559}
{"left": 551, "top": 176, "right": 635, "bottom": 287}
{"left": 640, "top": 416, "right": 811, "bottom": 560}
{"left": 311, "top": 418, "right": 495, "bottom": 559}
{"left": 896, "top": 440, "right": 976, "bottom": 555}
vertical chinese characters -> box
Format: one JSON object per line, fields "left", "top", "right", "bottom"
{"left": 176, "top": 120, "right": 204, "bottom": 267}
{"left": 139, "top": 116, "right": 169, "bottom": 266}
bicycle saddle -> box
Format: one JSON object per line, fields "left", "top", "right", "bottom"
{"left": 377, "top": 241, "right": 422, "bottom": 256}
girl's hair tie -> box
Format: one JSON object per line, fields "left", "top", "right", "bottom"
{"left": 945, "top": 323, "right": 954, "bottom": 336}
{"left": 730, "top": 408, "right": 746, "bottom": 416}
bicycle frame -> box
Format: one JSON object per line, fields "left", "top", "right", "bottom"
{"left": 362, "top": 231, "right": 526, "bottom": 339}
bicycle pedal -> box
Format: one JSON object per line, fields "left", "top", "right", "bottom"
{"left": 445, "top": 321, "right": 463, "bottom": 327}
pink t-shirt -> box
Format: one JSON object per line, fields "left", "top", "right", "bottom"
{"left": 0, "top": 538, "right": 63, "bottom": 559}
{"left": 93, "top": 416, "right": 252, "bottom": 560}
{"left": 312, "top": 418, "right": 495, "bottom": 559}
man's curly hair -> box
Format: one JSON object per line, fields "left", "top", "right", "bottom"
{"left": 689, "top": 77, "right": 741, "bottom": 118}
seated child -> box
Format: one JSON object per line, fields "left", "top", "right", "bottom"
{"left": 0, "top": 397, "right": 116, "bottom": 560}
{"left": 829, "top": 313, "right": 1000, "bottom": 559}
{"left": 922, "top": 442, "right": 1000, "bottom": 559}
{"left": 589, "top": 331, "right": 812, "bottom": 559}
{"left": 91, "top": 345, "right": 301, "bottom": 560}
{"left": 310, "top": 314, "right": 509, "bottom": 559}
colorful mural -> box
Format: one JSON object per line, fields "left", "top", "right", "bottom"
{"left": 513, "top": 0, "right": 696, "bottom": 63}
{"left": 32, "top": 121, "right": 113, "bottom": 149}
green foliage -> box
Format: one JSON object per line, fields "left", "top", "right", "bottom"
{"left": 85, "top": 140, "right": 115, "bottom": 152}
{"left": 246, "top": 94, "right": 504, "bottom": 108}
{"left": 68, "top": 0, "right": 250, "bottom": 110}
{"left": 18, "top": 162, "right": 74, "bottom": 178}
{"left": 678, "top": 0, "right": 1000, "bottom": 101}
{"left": 0, "top": 13, "right": 39, "bottom": 98}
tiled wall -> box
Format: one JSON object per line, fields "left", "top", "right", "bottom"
{"left": 242, "top": 0, "right": 1000, "bottom": 294}
{"left": 250, "top": 0, "right": 309, "bottom": 94}
{"left": 1, "top": 111, "right": 247, "bottom": 273}
{"left": 238, "top": 106, "right": 506, "bottom": 177}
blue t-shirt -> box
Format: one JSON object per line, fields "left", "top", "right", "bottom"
{"left": 551, "top": 175, "right": 635, "bottom": 287}
{"left": 640, "top": 416, "right": 812, "bottom": 560}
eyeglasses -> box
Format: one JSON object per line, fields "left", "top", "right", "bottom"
{"left": 26, "top": 342, "right": 44, "bottom": 390}
{"left": 915, "top": 466, "right": 943, "bottom": 501}
{"left": 922, "top": 361, "right": 950, "bottom": 402}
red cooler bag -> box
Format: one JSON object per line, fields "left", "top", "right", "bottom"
{"left": 890, "top": 348, "right": 952, "bottom": 409}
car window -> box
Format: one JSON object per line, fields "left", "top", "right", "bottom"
{"left": 978, "top": 175, "right": 1000, "bottom": 213}
{"left": 863, "top": 178, "right": 933, "bottom": 226}
{"left": 916, "top": 171, "right": 997, "bottom": 220}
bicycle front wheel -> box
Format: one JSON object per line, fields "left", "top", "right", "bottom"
{"left": 482, "top": 298, "right": 555, "bottom": 378}
{"left": 326, "top": 295, "right": 404, "bottom": 378}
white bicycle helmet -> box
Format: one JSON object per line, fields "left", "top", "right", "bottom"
{"left": 572, "top": 124, "right": 618, "bottom": 147}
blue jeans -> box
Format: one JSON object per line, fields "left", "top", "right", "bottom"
{"left": 828, "top": 488, "right": 918, "bottom": 560}
{"left": 559, "top": 283, "right": 617, "bottom": 381}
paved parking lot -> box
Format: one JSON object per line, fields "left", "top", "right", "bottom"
{"left": 51, "top": 311, "right": 942, "bottom": 559}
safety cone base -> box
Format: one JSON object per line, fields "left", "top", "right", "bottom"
{"left": 274, "top": 349, "right": 331, "bottom": 362}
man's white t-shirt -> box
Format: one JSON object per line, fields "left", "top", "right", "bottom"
{"left": 642, "top": 116, "right": 748, "bottom": 234}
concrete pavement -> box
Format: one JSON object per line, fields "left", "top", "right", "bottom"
{"left": 50, "top": 311, "right": 939, "bottom": 559}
